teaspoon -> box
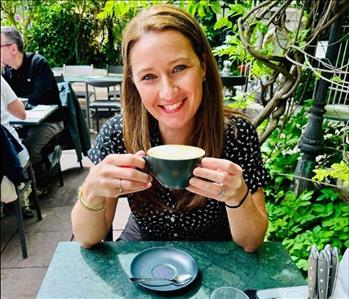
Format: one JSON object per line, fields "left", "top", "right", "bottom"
{"left": 129, "top": 273, "right": 193, "bottom": 285}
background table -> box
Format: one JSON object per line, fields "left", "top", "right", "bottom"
{"left": 9, "top": 105, "right": 58, "bottom": 126}
{"left": 36, "top": 241, "right": 306, "bottom": 298}
{"left": 63, "top": 74, "right": 123, "bottom": 84}
{"left": 63, "top": 75, "right": 123, "bottom": 132}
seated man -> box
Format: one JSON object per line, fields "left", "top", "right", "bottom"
{"left": 1, "top": 26, "right": 66, "bottom": 191}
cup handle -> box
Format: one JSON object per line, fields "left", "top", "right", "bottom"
{"left": 140, "top": 156, "right": 152, "bottom": 174}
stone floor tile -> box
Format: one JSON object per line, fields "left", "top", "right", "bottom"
{"left": 1, "top": 267, "right": 47, "bottom": 299}
{"left": 113, "top": 197, "right": 131, "bottom": 230}
{"left": 39, "top": 167, "right": 90, "bottom": 209}
{"left": 1, "top": 215, "right": 17, "bottom": 252}
{"left": 1, "top": 231, "right": 72, "bottom": 268}
{"left": 60, "top": 149, "right": 93, "bottom": 171}
{"left": 25, "top": 206, "right": 73, "bottom": 233}
{"left": 1, "top": 232, "right": 15, "bottom": 253}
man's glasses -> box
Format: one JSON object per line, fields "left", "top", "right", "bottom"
{"left": 1, "top": 44, "right": 13, "bottom": 48}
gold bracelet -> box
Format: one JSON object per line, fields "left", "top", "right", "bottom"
{"left": 78, "top": 186, "right": 106, "bottom": 213}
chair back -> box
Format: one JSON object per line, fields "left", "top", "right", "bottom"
{"left": 0, "top": 125, "right": 42, "bottom": 258}
{"left": 86, "top": 79, "right": 121, "bottom": 89}
{"left": 106, "top": 65, "right": 123, "bottom": 75}
{"left": 85, "top": 79, "right": 122, "bottom": 131}
{"left": 86, "top": 79, "right": 122, "bottom": 103}
{"left": 0, "top": 125, "right": 25, "bottom": 185}
{"left": 55, "top": 74, "right": 65, "bottom": 83}
{"left": 324, "top": 23, "right": 349, "bottom": 122}
{"left": 63, "top": 64, "right": 94, "bottom": 76}
{"left": 57, "top": 82, "right": 91, "bottom": 164}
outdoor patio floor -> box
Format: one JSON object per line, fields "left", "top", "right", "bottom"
{"left": 1, "top": 146, "right": 131, "bottom": 299}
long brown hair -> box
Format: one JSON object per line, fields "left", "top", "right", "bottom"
{"left": 121, "top": 4, "right": 237, "bottom": 212}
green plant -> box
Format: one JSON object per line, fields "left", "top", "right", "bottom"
{"left": 24, "top": 2, "right": 103, "bottom": 66}
{"left": 313, "top": 161, "right": 349, "bottom": 186}
{"left": 266, "top": 189, "right": 349, "bottom": 272}
{"left": 262, "top": 101, "right": 311, "bottom": 201}
{"left": 97, "top": 0, "right": 223, "bottom": 65}
{"left": 226, "top": 91, "right": 255, "bottom": 110}
{"left": 213, "top": 0, "right": 349, "bottom": 143}
{"left": 262, "top": 101, "right": 349, "bottom": 274}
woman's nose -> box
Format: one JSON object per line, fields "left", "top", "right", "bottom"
{"left": 159, "top": 77, "right": 178, "bottom": 100}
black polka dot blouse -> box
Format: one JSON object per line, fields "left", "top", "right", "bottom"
{"left": 88, "top": 115, "right": 269, "bottom": 241}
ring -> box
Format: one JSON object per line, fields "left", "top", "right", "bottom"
{"left": 218, "top": 183, "right": 225, "bottom": 197}
{"left": 119, "top": 179, "right": 123, "bottom": 193}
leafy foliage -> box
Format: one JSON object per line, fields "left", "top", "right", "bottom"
{"left": 262, "top": 104, "right": 349, "bottom": 274}
{"left": 25, "top": 2, "right": 102, "bottom": 66}
{"left": 267, "top": 189, "right": 349, "bottom": 272}
{"left": 313, "top": 161, "right": 349, "bottom": 186}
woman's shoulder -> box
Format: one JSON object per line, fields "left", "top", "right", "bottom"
{"left": 98, "top": 115, "right": 123, "bottom": 137}
{"left": 88, "top": 115, "right": 125, "bottom": 163}
{"left": 225, "top": 113, "right": 257, "bottom": 138}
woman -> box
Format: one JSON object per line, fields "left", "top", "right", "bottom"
{"left": 72, "top": 4, "right": 268, "bottom": 252}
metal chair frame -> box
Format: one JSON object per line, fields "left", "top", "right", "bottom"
{"left": 106, "top": 65, "right": 123, "bottom": 100}
{"left": 63, "top": 64, "right": 95, "bottom": 99}
{"left": 13, "top": 160, "right": 43, "bottom": 258}
{"left": 85, "top": 80, "right": 122, "bottom": 132}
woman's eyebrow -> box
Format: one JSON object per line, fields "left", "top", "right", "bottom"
{"left": 135, "top": 57, "right": 191, "bottom": 76}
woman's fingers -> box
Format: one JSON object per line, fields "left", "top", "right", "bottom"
{"left": 192, "top": 158, "right": 243, "bottom": 186}
{"left": 193, "top": 167, "right": 226, "bottom": 184}
{"left": 188, "top": 157, "right": 245, "bottom": 202}
{"left": 188, "top": 176, "right": 223, "bottom": 196}
{"left": 186, "top": 184, "right": 221, "bottom": 200}
{"left": 200, "top": 157, "right": 243, "bottom": 174}
{"left": 104, "top": 153, "right": 146, "bottom": 169}
{"left": 85, "top": 153, "right": 152, "bottom": 198}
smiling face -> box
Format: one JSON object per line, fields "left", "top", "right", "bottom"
{"left": 130, "top": 30, "right": 206, "bottom": 143}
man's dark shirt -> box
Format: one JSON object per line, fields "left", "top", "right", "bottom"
{"left": 3, "top": 52, "right": 64, "bottom": 122}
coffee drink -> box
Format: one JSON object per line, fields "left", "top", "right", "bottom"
{"left": 144, "top": 145, "right": 205, "bottom": 189}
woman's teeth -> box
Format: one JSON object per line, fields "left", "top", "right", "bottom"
{"left": 163, "top": 100, "right": 182, "bottom": 111}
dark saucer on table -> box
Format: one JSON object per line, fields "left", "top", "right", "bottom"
{"left": 130, "top": 246, "right": 198, "bottom": 292}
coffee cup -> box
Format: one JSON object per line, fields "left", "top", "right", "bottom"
{"left": 143, "top": 145, "right": 205, "bottom": 189}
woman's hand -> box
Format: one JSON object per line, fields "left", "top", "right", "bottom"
{"left": 186, "top": 157, "right": 268, "bottom": 252}
{"left": 83, "top": 151, "right": 152, "bottom": 200}
{"left": 186, "top": 157, "right": 247, "bottom": 205}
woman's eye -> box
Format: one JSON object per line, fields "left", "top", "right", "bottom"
{"left": 142, "top": 74, "right": 156, "bottom": 81}
{"left": 173, "top": 65, "right": 187, "bottom": 73}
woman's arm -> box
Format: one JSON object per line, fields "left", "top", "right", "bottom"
{"left": 187, "top": 157, "right": 268, "bottom": 252}
{"left": 71, "top": 153, "right": 152, "bottom": 248}
{"left": 225, "top": 187, "right": 268, "bottom": 252}
{"left": 71, "top": 183, "right": 118, "bottom": 248}
{"left": 7, "top": 99, "right": 26, "bottom": 120}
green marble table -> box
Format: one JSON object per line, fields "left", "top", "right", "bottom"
{"left": 36, "top": 241, "right": 306, "bottom": 299}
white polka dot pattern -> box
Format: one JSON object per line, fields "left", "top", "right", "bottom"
{"left": 88, "top": 115, "right": 269, "bottom": 240}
